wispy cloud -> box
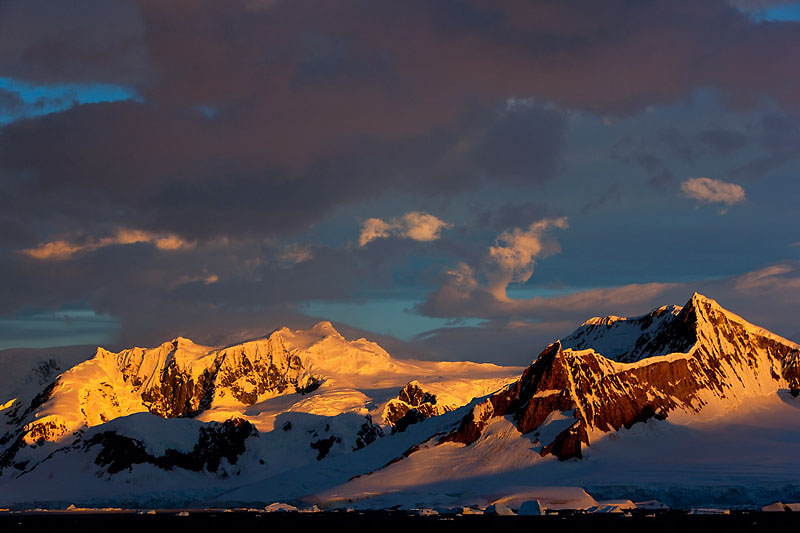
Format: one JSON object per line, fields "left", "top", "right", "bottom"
{"left": 733, "top": 263, "right": 800, "bottom": 293}
{"left": 21, "top": 228, "right": 194, "bottom": 260}
{"left": 358, "top": 211, "right": 453, "bottom": 247}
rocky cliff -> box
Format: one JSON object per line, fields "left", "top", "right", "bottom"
{"left": 441, "top": 293, "right": 799, "bottom": 459}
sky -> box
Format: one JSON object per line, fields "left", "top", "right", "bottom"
{"left": 1, "top": 0, "right": 799, "bottom": 365}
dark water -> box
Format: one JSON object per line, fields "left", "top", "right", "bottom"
{"left": 1, "top": 510, "right": 799, "bottom": 532}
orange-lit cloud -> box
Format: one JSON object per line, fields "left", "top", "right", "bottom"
{"left": 415, "top": 216, "right": 687, "bottom": 320}
{"left": 486, "top": 217, "right": 568, "bottom": 299}
{"left": 21, "top": 228, "right": 194, "bottom": 260}
{"left": 358, "top": 211, "right": 453, "bottom": 247}
{"left": 733, "top": 263, "right": 800, "bottom": 293}
{"left": 276, "top": 243, "right": 313, "bottom": 267}
{"left": 681, "top": 177, "right": 746, "bottom": 213}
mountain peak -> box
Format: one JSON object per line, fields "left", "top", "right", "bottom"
{"left": 441, "top": 293, "right": 799, "bottom": 461}
{"left": 687, "top": 291, "right": 717, "bottom": 308}
{"left": 310, "top": 321, "right": 341, "bottom": 336}
{"left": 581, "top": 315, "right": 625, "bottom": 327}
{"left": 169, "top": 336, "right": 196, "bottom": 347}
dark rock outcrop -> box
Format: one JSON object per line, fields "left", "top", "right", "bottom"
{"left": 384, "top": 381, "right": 443, "bottom": 432}
{"left": 88, "top": 418, "right": 257, "bottom": 475}
{"left": 118, "top": 338, "right": 316, "bottom": 418}
{"left": 310, "top": 435, "right": 341, "bottom": 460}
{"left": 354, "top": 416, "right": 384, "bottom": 449}
{"left": 783, "top": 351, "right": 800, "bottom": 396}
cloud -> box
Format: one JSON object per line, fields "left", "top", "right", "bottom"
{"left": 414, "top": 278, "right": 684, "bottom": 364}
{"left": 2, "top": 0, "right": 800, "bottom": 353}
{"left": 420, "top": 271, "right": 680, "bottom": 320}
{"left": 359, "top": 211, "right": 453, "bottom": 247}
{"left": 485, "top": 217, "right": 568, "bottom": 299}
{"left": 21, "top": 228, "right": 194, "bottom": 260}
{"left": 0, "top": 0, "right": 149, "bottom": 85}
{"left": 733, "top": 263, "right": 800, "bottom": 293}
{"left": 680, "top": 177, "right": 746, "bottom": 212}
{"left": 411, "top": 216, "right": 705, "bottom": 325}
{"left": 417, "top": 261, "right": 800, "bottom": 363}
{"left": 276, "top": 243, "right": 313, "bottom": 268}
{"left": 0, "top": 88, "right": 25, "bottom": 117}
{"left": 475, "top": 201, "right": 565, "bottom": 231}
{"left": 728, "top": 0, "right": 798, "bottom": 10}
{"left": 0, "top": 0, "right": 794, "bottom": 252}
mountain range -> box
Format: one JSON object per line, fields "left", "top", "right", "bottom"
{"left": 1, "top": 293, "right": 798, "bottom": 511}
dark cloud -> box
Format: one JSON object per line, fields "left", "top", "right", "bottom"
{"left": 415, "top": 262, "right": 800, "bottom": 364}
{"left": 475, "top": 201, "right": 565, "bottom": 231}
{"left": 698, "top": 128, "right": 748, "bottom": 154}
{"left": 0, "top": 0, "right": 149, "bottom": 85}
{"left": 0, "top": 231, "right": 455, "bottom": 346}
{"left": 648, "top": 169, "right": 676, "bottom": 189}
{"left": 2, "top": 1, "right": 798, "bottom": 242}
{"left": 0, "top": 99, "right": 565, "bottom": 244}
{"left": 612, "top": 110, "right": 800, "bottom": 189}
{"left": 0, "top": 88, "right": 25, "bottom": 116}
{"left": 580, "top": 184, "right": 621, "bottom": 214}
{"left": 728, "top": 114, "right": 800, "bottom": 180}
{"left": 728, "top": 0, "right": 798, "bottom": 9}
{"left": 2, "top": 0, "right": 800, "bottom": 352}
{"left": 610, "top": 134, "right": 671, "bottom": 184}
{"left": 417, "top": 272, "right": 682, "bottom": 323}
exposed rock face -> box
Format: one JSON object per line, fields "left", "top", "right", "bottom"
{"left": 442, "top": 293, "right": 799, "bottom": 460}
{"left": 783, "top": 351, "right": 800, "bottom": 396}
{"left": 354, "top": 417, "right": 384, "bottom": 449}
{"left": 384, "top": 381, "right": 443, "bottom": 432}
{"left": 310, "top": 435, "right": 342, "bottom": 460}
{"left": 88, "top": 417, "right": 257, "bottom": 475}
{"left": 115, "top": 335, "right": 314, "bottom": 418}
{"left": 0, "top": 322, "right": 391, "bottom": 471}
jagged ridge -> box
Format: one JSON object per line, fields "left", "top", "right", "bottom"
{"left": 442, "top": 293, "right": 800, "bottom": 460}
{"left": 0, "top": 322, "right": 394, "bottom": 469}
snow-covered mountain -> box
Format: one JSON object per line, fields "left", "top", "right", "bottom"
{"left": 313, "top": 293, "right": 800, "bottom": 510}
{"left": 437, "top": 292, "right": 799, "bottom": 459}
{"left": 0, "top": 322, "right": 518, "bottom": 505}
{"left": 1, "top": 294, "right": 799, "bottom": 510}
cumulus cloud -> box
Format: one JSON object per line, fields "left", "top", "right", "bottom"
{"left": 413, "top": 216, "right": 692, "bottom": 325}
{"left": 417, "top": 216, "right": 576, "bottom": 318}
{"left": 486, "top": 217, "right": 569, "bottom": 299}
{"left": 358, "top": 211, "right": 453, "bottom": 247}
{"left": 680, "top": 177, "right": 746, "bottom": 213}
{"left": 21, "top": 228, "right": 194, "bottom": 260}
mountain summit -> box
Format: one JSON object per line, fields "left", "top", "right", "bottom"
{"left": 441, "top": 293, "right": 799, "bottom": 459}
{"left": 0, "top": 321, "right": 516, "bottom": 492}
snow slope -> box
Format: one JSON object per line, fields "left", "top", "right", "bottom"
{"left": 435, "top": 293, "right": 800, "bottom": 461}
{"left": 2, "top": 294, "right": 800, "bottom": 510}
{"left": 284, "top": 293, "right": 800, "bottom": 510}
{"left": 0, "top": 322, "right": 520, "bottom": 506}
{"left": 0, "top": 345, "right": 94, "bottom": 415}
{"left": 309, "top": 390, "right": 800, "bottom": 510}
